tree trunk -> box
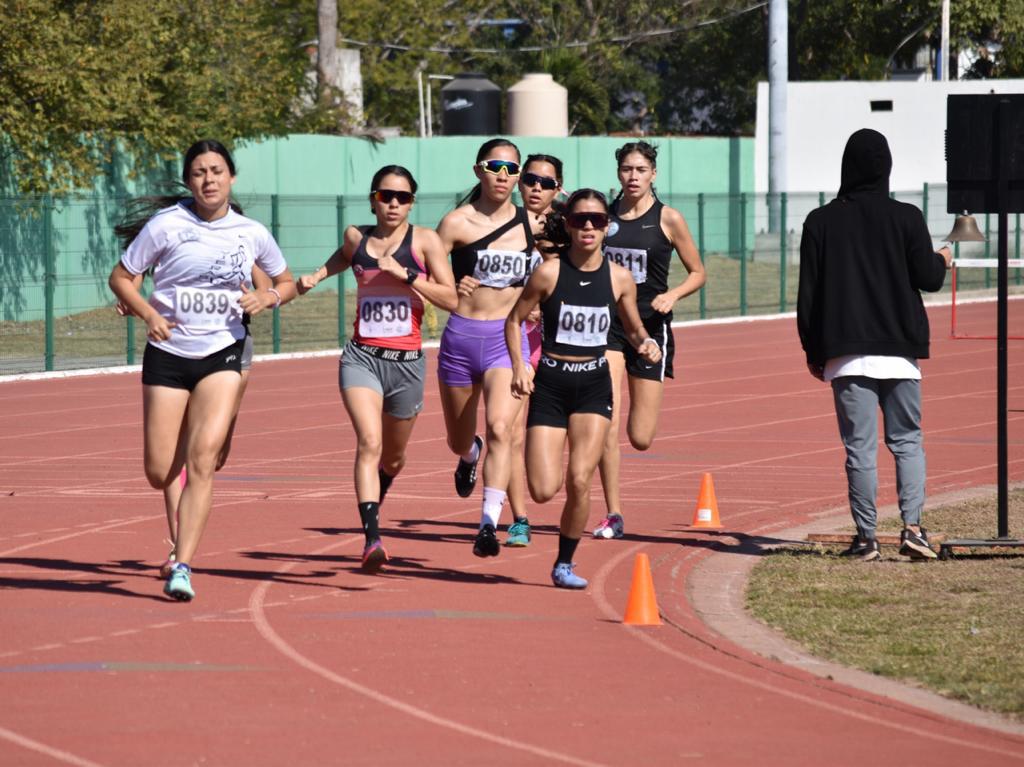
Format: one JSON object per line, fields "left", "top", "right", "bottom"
{"left": 317, "top": 0, "right": 338, "bottom": 100}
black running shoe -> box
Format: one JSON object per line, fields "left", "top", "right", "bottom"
{"left": 472, "top": 523, "right": 500, "bottom": 558}
{"left": 454, "top": 435, "right": 483, "bottom": 498}
{"left": 899, "top": 527, "right": 938, "bottom": 560}
{"left": 839, "top": 536, "right": 881, "bottom": 562}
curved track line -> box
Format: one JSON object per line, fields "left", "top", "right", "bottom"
{"left": 248, "top": 536, "right": 609, "bottom": 767}
{"left": 0, "top": 725, "right": 108, "bottom": 767}
{"left": 588, "top": 542, "right": 1024, "bottom": 761}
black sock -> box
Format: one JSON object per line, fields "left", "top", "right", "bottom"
{"left": 378, "top": 468, "right": 395, "bottom": 503}
{"left": 556, "top": 534, "right": 580, "bottom": 564}
{"left": 358, "top": 502, "right": 380, "bottom": 544}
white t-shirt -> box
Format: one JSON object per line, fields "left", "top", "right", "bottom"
{"left": 121, "top": 202, "right": 287, "bottom": 359}
{"left": 824, "top": 354, "right": 921, "bottom": 382}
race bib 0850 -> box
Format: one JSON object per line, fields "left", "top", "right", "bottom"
{"left": 174, "top": 286, "right": 239, "bottom": 329}
{"left": 473, "top": 249, "right": 528, "bottom": 288}
{"left": 358, "top": 295, "right": 412, "bottom": 337}
{"left": 605, "top": 247, "right": 648, "bottom": 284}
{"left": 555, "top": 304, "right": 610, "bottom": 347}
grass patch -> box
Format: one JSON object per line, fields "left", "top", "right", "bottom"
{"left": 747, "top": 490, "right": 1024, "bottom": 720}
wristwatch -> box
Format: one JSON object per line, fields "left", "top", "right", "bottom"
{"left": 404, "top": 267, "right": 418, "bottom": 285}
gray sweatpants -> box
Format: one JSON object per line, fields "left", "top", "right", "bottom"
{"left": 831, "top": 376, "right": 926, "bottom": 538}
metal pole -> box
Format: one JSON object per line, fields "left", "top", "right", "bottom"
{"left": 779, "top": 192, "right": 787, "bottom": 313}
{"left": 740, "top": 192, "right": 748, "bottom": 315}
{"left": 43, "top": 198, "right": 55, "bottom": 372}
{"left": 767, "top": 0, "right": 788, "bottom": 232}
{"left": 697, "top": 193, "right": 706, "bottom": 319}
{"left": 416, "top": 69, "right": 426, "bottom": 138}
{"left": 940, "top": 0, "right": 950, "bottom": 81}
{"left": 270, "top": 194, "right": 281, "bottom": 354}
{"left": 996, "top": 100, "right": 1009, "bottom": 537}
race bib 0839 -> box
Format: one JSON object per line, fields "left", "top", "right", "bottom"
{"left": 605, "top": 247, "right": 648, "bottom": 284}
{"left": 555, "top": 304, "right": 610, "bottom": 347}
{"left": 473, "top": 249, "right": 528, "bottom": 288}
{"left": 358, "top": 295, "right": 412, "bottom": 337}
{"left": 174, "top": 286, "right": 239, "bottom": 329}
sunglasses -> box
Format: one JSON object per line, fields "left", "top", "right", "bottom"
{"left": 521, "top": 172, "right": 559, "bottom": 191}
{"left": 566, "top": 212, "right": 609, "bottom": 229}
{"left": 371, "top": 189, "right": 415, "bottom": 205}
{"left": 477, "top": 159, "right": 521, "bottom": 177}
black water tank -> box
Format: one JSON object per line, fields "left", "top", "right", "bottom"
{"left": 440, "top": 74, "right": 501, "bottom": 136}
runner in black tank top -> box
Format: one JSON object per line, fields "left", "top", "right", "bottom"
{"left": 504, "top": 189, "right": 661, "bottom": 590}
{"left": 594, "top": 141, "right": 706, "bottom": 541}
{"left": 435, "top": 138, "right": 536, "bottom": 562}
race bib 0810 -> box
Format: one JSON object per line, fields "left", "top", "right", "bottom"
{"left": 605, "top": 247, "right": 648, "bottom": 284}
{"left": 473, "top": 249, "right": 528, "bottom": 288}
{"left": 358, "top": 295, "right": 412, "bottom": 337}
{"left": 555, "top": 304, "right": 610, "bottom": 347}
{"left": 174, "top": 286, "right": 239, "bottom": 329}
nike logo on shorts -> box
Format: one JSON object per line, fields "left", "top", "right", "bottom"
{"left": 580, "top": 281, "right": 591, "bottom": 286}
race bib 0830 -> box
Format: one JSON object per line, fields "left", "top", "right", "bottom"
{"left": 358, "top": 295, "right": 412, "bottom": 337}
{"left": 605, "top": 247, "right": 648, "bottom": 284}
{"left": 174, "top": 286, "right": 239, "bottom": 329}
{"left": 473, "top": 249, "right": 528, "bottom": 288}
{"left": 555, "top": 304, "right": 610, "bottom": 347}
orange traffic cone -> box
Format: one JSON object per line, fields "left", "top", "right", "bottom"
{"left": 690, "top": 472, "right": 723, "bottom": 529}
{"left": 623, "top": 553, "right": 662, "bottom": 626}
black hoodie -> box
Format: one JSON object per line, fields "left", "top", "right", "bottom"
{"left": 797, "top": 129, "right": 947, "bottom": 367}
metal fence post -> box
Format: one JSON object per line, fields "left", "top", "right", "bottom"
{"left": 985, "top": 212, "right": 992, "bottom": 289}
{"left": 336, "top": 195, "right": 346, "bottom": 346}
{"left": 739, "top": 193, "right": 748, "bottom": 315}
{"left": 43, "top": 197, "right": 55, "bottom": 371}
{"left": 779, "top": 192, "right": 788, "bottom": 313}
{"left": 270, "top": 194, "right": 282, "bottom": 353}
{"left": 922, "top": 182, "right": 929, "bottom": 226}
{"left": 819, "top": 191, "right": 825, "bottom": 208}
{"left": 697, "top": 193, "right": 706, "bottom": 319}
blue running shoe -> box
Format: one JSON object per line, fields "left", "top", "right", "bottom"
{"left": 505, "top": 518, "right": 531, "bottom": 547}
{"left": 551, "top": 562, "right": 588, "bottom": 589}
{"left": 164, "top": 564, "right": 194, "bottom": 601}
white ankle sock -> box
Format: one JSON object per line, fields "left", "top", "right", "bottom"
{"left": 481, "top": 487, "right": 506, "bottom": 528}
{"left": 461, "top": 439, "right": 481, "bottom": 463}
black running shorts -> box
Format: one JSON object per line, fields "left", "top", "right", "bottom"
{"left": 606, "top": 312, "right": 674, "bottom": 381}
{"left": 142, "top": 338, "right": 244, "bottom": 391}
{"left": 526, "top": 355, "right": 613, "bottom": 429}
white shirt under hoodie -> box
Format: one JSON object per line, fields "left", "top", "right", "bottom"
{"left": 121, "top": 201, "right": 288, "bottom": 359}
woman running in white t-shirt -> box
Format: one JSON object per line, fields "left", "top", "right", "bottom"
{"left": 109, "top": 139, "right": 296, "bottom": 602}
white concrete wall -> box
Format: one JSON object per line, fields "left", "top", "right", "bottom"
{"left": 755, "top": 80, "right": 1024, "bottom": 195}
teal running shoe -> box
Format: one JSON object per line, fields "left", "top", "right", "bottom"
{"left": 163, "top": 564, "right": 195, "bottom": 602}
{"left": 505, "top": 518, "right": 531, "bottom": 547}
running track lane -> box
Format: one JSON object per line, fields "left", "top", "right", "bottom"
{"left": 0, "top": 301, "right": 1021, "bottom": 766}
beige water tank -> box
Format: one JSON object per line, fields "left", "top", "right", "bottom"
{"left": 506, "top": 73, "right": 569, "bottom": 137}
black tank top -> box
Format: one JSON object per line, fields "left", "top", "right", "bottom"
{"left": 603, "top": 198, "right": 673, "bottom": 317}
{"left": 450, "top": 206, "right": 535, "bottom": 289}
{"left": 540, "top": 256, "right": 617, "bottom": 358}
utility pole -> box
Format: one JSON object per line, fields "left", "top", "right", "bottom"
{"left": 768, "top": 0, "right": 788, "bottom": 232}
{"left": 940, "top": 0, "right": 951, "bottom": 81}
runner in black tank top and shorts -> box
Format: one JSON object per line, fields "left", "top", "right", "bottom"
{"left": 298, "top": 166, "right": 457, "bottom": 572}
{"left": 594, "top": 141, "right": 705, "bottom": 541}
{"left": 505, "top": 189, "right": 661, "bottom": 589}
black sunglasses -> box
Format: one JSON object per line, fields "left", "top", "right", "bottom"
{"left": 521, "top": 172, "right": 558, "bottom": 191}
{"left": 477, "top": 159, "right": 521, "bottom": 177}
{"left": 566, "top": 212, "right": 609, "bottom": 229}
{"left": 371, "top": 189, "right": 415, "bottom": 205}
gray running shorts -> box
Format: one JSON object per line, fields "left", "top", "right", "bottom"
{"left": 339, "top": 341, "right": 426, "bottom": 419}
{"left": 241, "top": 332, "right": 254, "bottom": 371}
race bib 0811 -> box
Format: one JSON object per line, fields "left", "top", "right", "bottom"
{"left": 605, "top": 247, "right": 648, "bottom": 284}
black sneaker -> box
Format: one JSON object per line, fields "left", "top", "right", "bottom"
{"left": 454, "top": 435, "right": 483, "bottom": 498}
{"left": 899, "top": 527, "right": 938, "bottom": 560}
{"left": 839, "top": 536, "right": 881, "bottom": 562}
{"left": 472, "top": 524, "right": 500, "bottom": 558}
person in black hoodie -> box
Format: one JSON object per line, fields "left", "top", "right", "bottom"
{"left": 798, "top": 128, "right": 952, "bottom": 561}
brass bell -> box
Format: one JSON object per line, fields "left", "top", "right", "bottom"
{"left": 943, "top": 212, "right": 986, "bottom": 242}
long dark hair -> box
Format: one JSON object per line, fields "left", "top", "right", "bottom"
{"left": 114, "top": 139, "right": 241, "bottom": 248}
{"left": 370, "top": 165, "right": 418, "bottom": 194}
{"left": 613, "top": 140, "right": 659, "bottom": 204}
{"left": 541, "top": 188, "right": 608, "bottom": 257}
{"left": 456, "top": 137, "right": 521, "bottom": 207}
{"left": 523, "top": 153, "right": 563, "bottom": 183}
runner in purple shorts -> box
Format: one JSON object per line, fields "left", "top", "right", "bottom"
{"left": 436, "top": 138, "right": 535, "bottom": 559}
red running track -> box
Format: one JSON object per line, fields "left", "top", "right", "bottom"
{"left": 0, "top": 301, "right": 1022, "bottom": 766}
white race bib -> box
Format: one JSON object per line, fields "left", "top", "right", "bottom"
{"left": 359, "top": 295, "right": 412, "bottom": 337}
{"left": 556, "top": 304, "right": 610, "bottom": 347}
{"left": 527, "top": 251, "right": 543, "bottom": 275}
{"left": 605, "top": 247, "right": 648, "bottom": 284}
{"left": 174, "top": 286, "right": 239, "bottom": 329}
{"left": 473, "top": 249, "right": 528, "bottom": 288}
